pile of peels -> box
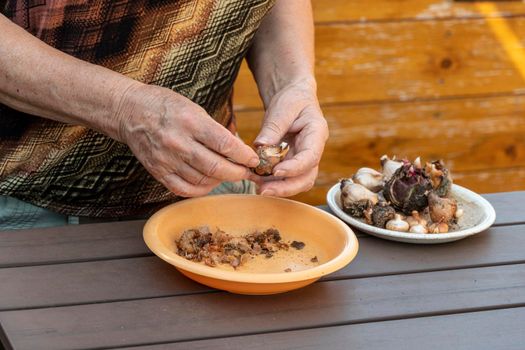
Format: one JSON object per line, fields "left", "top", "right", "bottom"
{"left": 175, "top": 226, "right": 305, "bottom": 268}
{"left": 340, "top": 156, "right": 463, "bottom": 234}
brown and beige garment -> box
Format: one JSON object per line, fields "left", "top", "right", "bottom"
{"left": 0, "top": 0, "right": 274, "bottom": 217}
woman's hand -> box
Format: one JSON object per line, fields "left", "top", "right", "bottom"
{"left": 245, "top": 0, "right": 325, "bottom": 198}
{"left": 0, "top": 14, "right": 259, "bottom": 198}
{"left": 117, "top": 84, "right": 260, "bottom": 197}
{"left": 254, "top": 79, "right": 328, "bottom": 197}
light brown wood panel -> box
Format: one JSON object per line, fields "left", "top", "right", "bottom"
{"left": 233, "top": 17, "right": 525, "bottom": 110}
{"left": 312, "top": 0, "right": 525, "bottom": 23}
{"left": 236, "top": 95, "right": 525, "bottom": 205}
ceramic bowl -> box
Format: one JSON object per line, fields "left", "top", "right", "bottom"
{"left": 327, "top": 183, "right": 496, "bottom": 244}
{"left": 143, "top": 194, "right": 358, "bottom": 295}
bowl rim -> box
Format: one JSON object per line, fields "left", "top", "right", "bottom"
{"left": 143, "top": 194, "right": 359, "bottom": 284}
{"left": 326, "top": 183, "right": 496, "bottom": 241}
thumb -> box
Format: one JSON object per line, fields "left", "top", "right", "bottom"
{"left": 254, "top": 101, "right": 301, "bottom": 146}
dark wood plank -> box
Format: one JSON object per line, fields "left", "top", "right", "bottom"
{"left": 0, "top": 325, "right": 8, "bottom": 350}
{"left": 0, "top": 192, "right": 521, "bottom": 268}
{"left": 329, "top": 224, "right": 525, "bottom": 278}
{"left": 0, "top": 220, "right": 149, "bottom": 268}
{"left": 124, "top": 307, "right": 525, "bottom": 350}
{"left": 482, "top": 191, "right": 525, "bottom": 226}
{"left": 0, "top": 257, "right": 209, "bottom": 311}
{"left": 2, "top": 224, "right": 525, "bottom": 311}
{"left": 1, "top": 263, "right": 524, "bottom": 349}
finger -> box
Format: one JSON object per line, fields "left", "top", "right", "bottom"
{"left": 196, "top": 118, "right": 259, "bottom": 168}
{"left": 254, "top": 101, "right": 301, "bottom": 146}
{"left": 259, "top": 167, "right": 318, "bottom": 197}
{"left": 182, "top": 141, "right": 254, "bottom": 182}
{"left": 136, "top": 141, "right": 221, "bottom": 187}
{"left": 174, "top": 161, "right": 222, "bottom": 187}
{"left": 273, "top": 146, "right": 320, "bottom": 178}
{"left": 247, "top": 172, "right": 264, "bottom": 184}
{"left": 161, "top": 173, "right": 216, "bottom": 198}
{"left": 273, "top": 120, "right": 327, "bottom": 177}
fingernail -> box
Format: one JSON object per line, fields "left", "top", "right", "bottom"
{"left": 255, "top": 138, "right": 269, "bottom": 146}
{"left": 249, "top": 157, "right": 260, "bottom": 168}
{"left": 261, "top": 189, "right": 275, "bottom": 197}
{"left": 273, "top": 170, "right": 286, "bottom": 177}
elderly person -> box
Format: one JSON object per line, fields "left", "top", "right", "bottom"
{"left": 0, "top": 0, "right": 328, "bottom": 229}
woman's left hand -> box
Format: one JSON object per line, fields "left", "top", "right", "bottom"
{"left": 253, "top": 78, "right": 329, "bottom": 197}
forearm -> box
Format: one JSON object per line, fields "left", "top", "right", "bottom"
{"left": 0, "top": 14, "right": 141, "bottom": 141}
{"left": 247, "top": 0, "right": 316, "bottom": 107}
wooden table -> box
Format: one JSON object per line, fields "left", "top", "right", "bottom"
{"left": 1, "top": 192, "right": 524, "bottom": 349}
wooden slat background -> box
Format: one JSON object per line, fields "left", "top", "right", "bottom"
{"left": 234, "top": 0, "right": 525, "bottom": 205}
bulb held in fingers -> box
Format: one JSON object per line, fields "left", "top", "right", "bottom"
{"left": 253, "top": 142, "right": 290, "bottom": 176}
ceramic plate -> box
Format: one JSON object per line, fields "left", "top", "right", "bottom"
{"left": 326, "top": 183, "right": 496, "bottom": 244}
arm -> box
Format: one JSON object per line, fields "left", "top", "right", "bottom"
{"left": 0, "top": 14, "right": 132, "bottom": 140}
{"left": 247, "top": 0, "right": 329, "bottom": 197}
{"left": 0, "top": 14, "right": 258, "bottom": 197}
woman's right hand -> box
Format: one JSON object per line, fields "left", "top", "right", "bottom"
{"left": 115, "top": 83, "right": 260, "bottom": 197}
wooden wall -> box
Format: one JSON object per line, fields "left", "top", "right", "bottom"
{"left": 234, "top": 0, "right": 525, "bottom": 205}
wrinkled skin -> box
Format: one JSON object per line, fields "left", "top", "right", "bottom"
{"left": 252, "top": 80, "right": 329, "bottom": 197}
{"left": 118, "top": 84, "right": 259, "bottom": 198}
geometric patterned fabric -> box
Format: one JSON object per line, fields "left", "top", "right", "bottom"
{"left": 0, "top": 0, "right": 274, "bottom": 217}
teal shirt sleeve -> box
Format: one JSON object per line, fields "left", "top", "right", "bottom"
{"left": 0, "top": 196, "right": 75, "bottom": 231}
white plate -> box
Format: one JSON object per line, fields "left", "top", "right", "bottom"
{"left": 326, "top": 183, "right": 496, "bottom": 244}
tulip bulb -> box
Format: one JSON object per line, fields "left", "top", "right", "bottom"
{"left": 383, "top": 161, "right": 432, "bottom": 215}
{"left": 428, "top": 192, "right": 457, "bottom": 224}
{"left": 380, "top": 155, "right": 403, "bottom": 181}
{"left": 370, "top": 202, "right": 396, "bottom": 228}
{"left": 253, "top": 142, "right": 289, "bottom": 176}
{"left": 425, "top": 160, "right": 453, "bottom": 197}
{"left": 386, "top": 214, "right": 410, "bottom": 232}
{"left": 352, "top": 167, "right": 384, "bottom": 192}
{"left": 429, "top": 222, "right": 449, "bottom": 233}
{"left": 409, "top": 224, "right": 428, "bottom": 234}
{"left": 340, "top": 179, "right": 379, "bottom": 217}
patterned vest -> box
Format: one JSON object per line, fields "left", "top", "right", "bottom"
{"left": 0, "top": 0, "right": 274, "bottom": 217}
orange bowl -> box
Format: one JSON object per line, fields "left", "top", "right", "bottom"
{"left": 143, "top": 194, "right": 358, "bottom": 295}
